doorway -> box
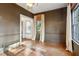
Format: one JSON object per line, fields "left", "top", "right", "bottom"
{"left": 34, "top": 14, "right": 45, "bottom": 43}
{"left": 20, "top": 14, "right": 33, "bottom": 43}
{"left": 36, "top": 20, "right": 41, "bottom": 42}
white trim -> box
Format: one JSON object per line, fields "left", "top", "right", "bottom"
{"left": 40, "top": 14, "right": 45, "bottom": 43}
{"left": 32, "top": 16, "right": 36, "bottom": 41}
{"left": 20, "top": 14, "right": 22, "bottom": 44}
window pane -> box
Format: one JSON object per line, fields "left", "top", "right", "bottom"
{"left": 78, "top": 24, "right": 79, "bottom": 41}
{"left": 26, "top": 21, "right": 32, "bottom": 34}
{"left": 73, "top": 5, "right": 79, "bottom": 43}
{"left": 78, "top": 6, "right": 79, "bottom": 16}
{"left": 74, "top": 7, "right": 78, "bottom": 17}
{"left": 36, "top": 21, "right": 41, "bottom": 31}
{"left": 74, "top": 25, "right": 78, "bottom": 40}
{"left": 74, "top": 17, "right": 79, "bottom": 24}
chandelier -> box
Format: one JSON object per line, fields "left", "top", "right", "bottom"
{"left": 26, "top": 0, "right": 37, "bottom": 9}
{"left": 26, "top": 3, "right": 35, "bottom": 8}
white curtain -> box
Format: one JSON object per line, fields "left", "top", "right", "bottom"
{"left": 66, "top": 4, "right": 72, "bottom": 52}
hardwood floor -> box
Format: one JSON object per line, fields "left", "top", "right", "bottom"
{"left": 2, "top": 39, "right": 73, "bottom": 56}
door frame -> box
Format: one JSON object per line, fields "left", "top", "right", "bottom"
{"left": 20, "top": 14, "right": 33, "bottom": 44}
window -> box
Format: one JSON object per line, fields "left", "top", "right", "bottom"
{"left": 72, "top": 4, "right": 79, "bottom": 43}
{"left": 36, "top": 21, "right": 41, "bottom": 31}
{"left": 26, "top": 21, "right": 32, "bottom": 34}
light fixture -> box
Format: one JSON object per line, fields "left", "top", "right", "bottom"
{"left": 26, "top": 0, "right": 37, "bottom": 9}
{"left": 26, "top": 3, "right": 35, "bottom": 8}
{"left": 26, "top": 3, "right": 38, "bottom": 10}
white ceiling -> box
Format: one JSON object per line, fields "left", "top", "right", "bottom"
{"left": 16, "top": 3, "right": 67, "bottom": 14}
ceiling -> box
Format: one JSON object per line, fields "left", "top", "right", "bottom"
{"left": 16, "top": 3, "right": 67, "bottom": 14}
